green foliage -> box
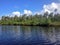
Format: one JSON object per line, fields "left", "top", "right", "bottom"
{"left": 0, "top": 12, "right": 60, "bottom": 26}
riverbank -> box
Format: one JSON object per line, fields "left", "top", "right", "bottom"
{"left": 1, "top": 22, "right": 60, "bottom": 27}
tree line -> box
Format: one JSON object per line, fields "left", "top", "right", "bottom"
{"left": 0, "top": 12, "right": 60, "bottom": 26}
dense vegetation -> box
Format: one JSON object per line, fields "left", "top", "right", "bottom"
{"left": 0, "top": 11, "right": 60, "bottom": 26}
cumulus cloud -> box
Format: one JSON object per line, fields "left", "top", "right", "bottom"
{"left": 11, "top": 11, "right": 21, "bottom": 17}
{"left": 6, "top": 2, "right": 60, "bottom": 17}
{"left": 42, "top": 2, "right": 60, "bottom": 14}
{"left": 24, "top": 10, "right": 32, "bottom": 15}
{"left": 34, "top": 12, "right": 41, "bottom": 15}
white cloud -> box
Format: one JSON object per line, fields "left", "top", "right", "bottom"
{"left": 42, "top": 2, "right": 60, "bottom": 14}
{"left": 11, "top": 11, "right": 21, "bottom": 17}
{"left": 34, "top": 12, "right": 41, "bottom": 15}
{"left": 24, "top": 10, "right": 32, "bottom": 15}
{"left": 5, "top": 2, "right": 60, "bottom": 17}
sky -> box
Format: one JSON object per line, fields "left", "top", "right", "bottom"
{"left": 0, "top": 0, "right": 60, "bottom": 16}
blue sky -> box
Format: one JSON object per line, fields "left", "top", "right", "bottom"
{"left": 0, "top": 0, "right": 59, "bottom": 16}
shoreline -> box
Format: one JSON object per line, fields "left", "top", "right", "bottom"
{"left": 0, "top": 24, "right": 60, "bottom": 27}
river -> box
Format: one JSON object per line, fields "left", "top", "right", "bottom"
{"left": 0, "top": 26, "right": 60, "bottom": 45}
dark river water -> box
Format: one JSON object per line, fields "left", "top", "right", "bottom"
{"left": 0, "top": 26, "right": 60, "bottom": 45}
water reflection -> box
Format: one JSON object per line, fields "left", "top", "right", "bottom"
{"left": 0, "top": 26, "right": 60, "bottom": 45}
